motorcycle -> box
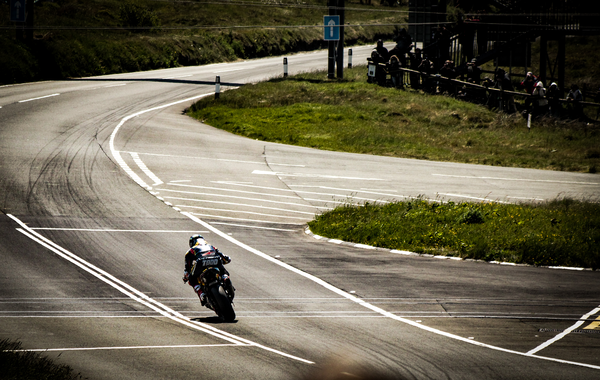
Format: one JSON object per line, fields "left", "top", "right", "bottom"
{"left": 191, "top": 254, "right": 236, "bottom": 322}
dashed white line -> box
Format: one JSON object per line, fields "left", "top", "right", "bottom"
{"left": 18, "top": 93, "right": 60, "bottom": 103}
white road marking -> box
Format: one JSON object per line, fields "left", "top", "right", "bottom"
{"left": 209, "top": 222, "right": 299, "bottom": 231}
{"left": 175, "top": 205, "right": 309, "bottom": 220}
{"left": 9, "top": 214, "right": 313, "bottom": 365}
{"left": 123, "top": 151, "right": 265, "bottom": 165}
{"left": 18, "top": 93, "right": 60, "bottom": 103}
{"left": 527, "top": 305, "right": 600, "bottom": 355}
{"left": 107, "top": 95, "right": 600, "bottom": 370}
{"left": 168, "top": 182, "right": 326, "bottom": 201}
{"left": 188, "top": 212, "right": 305, "bottom": 225}
{"left": 109, "top": 94, "right": 216, "bottom": 191}
{"left": 160, "top": 191, "right": 320, "bottom": 211}
{"left": 252, "top": 169, "right": 384, "bottom": 181}
{"left": 14, "top": 344, "right": 246, "bottom": 353}
{"left": 130, "top": 152, "right": 163, "bottom": 185}
{"left": 182, "top": 211, "right": 600, "bottom": 371}
{"left": 208, "top": 182, "right": 393, "bottom": 204}
{"left": 162, "top": 74, "right": 193, "bottom": 79}
{"left": 437, "top": 193, "right": 509, "bottom": 203}
{"left": 30, "top": 228, "right": 207, "bottom": 233}
{"left": 432, "top": 173, "right": 599, "bottom": 186}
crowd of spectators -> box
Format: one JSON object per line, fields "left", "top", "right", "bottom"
{"left": 367, "top": 38, "right": 594, "bottom": 121}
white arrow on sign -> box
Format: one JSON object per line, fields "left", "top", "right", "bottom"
{"left": 15, "top": 1, "right": 22, "bottom": 19}
{"left": 328, "top": 19, "right": 336, "bottom": 38}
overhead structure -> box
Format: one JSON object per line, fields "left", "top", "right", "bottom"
{"left": 409, "top": 0, "right": 600, "bottom": 94}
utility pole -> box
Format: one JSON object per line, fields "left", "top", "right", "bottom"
{"left": 336, "top": 0, "right": 345, "bottom": 79}
{"left": 327, "top": 0, "right": 345, "bottom": 79}
{"left": 26, "top": 0, "right": 34, "bottom": 41}
{"left": 327, "top": 0, "right": 336, "bottom": 79}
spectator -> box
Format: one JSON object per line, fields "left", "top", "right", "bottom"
{"left": 438, "top": 60, "right": 457, "bottom": 94}
{"left": 375, "top": 39, "right": 389, "bottom": 63}
{"left": 389, "top": 28, "right": 413, "bottom": 67}
{"left": 567, "top": 84, "right": 584, "bottom": 120}
{"left": 547, "top": 82, "right": 561, "bottom": 117}
{"left": 521, "top": 71, "right": 538, "bottom": 94}
{"left": 495, "top": 68, "right": 517, "bottom": 113}
{"left": 418, "top": 56, "right": 435, "bottom": 94}
{"left": 466, "top": 58, "right": 482, "bottom": 85}
{"left": 531, "top": 81, "right": 549, "bottom": 118}
{"left": 388, "top": 55, "right": 402, "bottom": 89}
{"left": 408, "top": 48, "right": 422, "bottom": 89}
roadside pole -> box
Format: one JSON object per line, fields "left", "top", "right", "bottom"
{"left": 336, "top": 0, "right": 345, "bottom": 79}
{"left": 325, "top": 0, "right": 344, "bottom": 79}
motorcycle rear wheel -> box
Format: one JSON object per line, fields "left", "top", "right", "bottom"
{"left": 210, "top": 285, "right": 236, "bottom": 322}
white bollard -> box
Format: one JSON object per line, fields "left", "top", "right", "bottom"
{"left": 283, "top": 57, "right": 288, "bottom": 77}
{"left": 348, "top": 49, "right": 353, "bottom": 68}
{"left": 215, "top": 76, "right": 220, "bottom": 99}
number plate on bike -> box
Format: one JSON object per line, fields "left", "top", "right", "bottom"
{"left": 198, "top": 256, "right": 221, "bottom": 268}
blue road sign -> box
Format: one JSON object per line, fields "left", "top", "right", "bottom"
{"left": 323, "top": 15, "right": 340, "bottom": 41}
{"left": 10, "top": 0, "right": 26, "bottom": 22}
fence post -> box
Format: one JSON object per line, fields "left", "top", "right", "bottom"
{"left": 215, "top": 76, "right": 220, "bottom": 99}
{"left": 283, "top": 57, "right": 288, "bottom": 77}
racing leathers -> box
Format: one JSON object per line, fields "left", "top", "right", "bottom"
{"left": 183, "top": 243, "right": 235, "bottom": 306}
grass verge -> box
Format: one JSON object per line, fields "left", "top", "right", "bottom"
{"left": 308, "top": 198, "right": 600, "bottom": 269}
{"left": 0, "top": 339, "right": 81, "bottom": 380}
{"left": 189, "top": 66, "right": 600, "bottom": 173}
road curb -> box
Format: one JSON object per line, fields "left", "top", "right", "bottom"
{"left": 304, "top": 227, "right": 593, "bottom": 272}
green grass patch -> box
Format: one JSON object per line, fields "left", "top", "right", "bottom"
{"left": 308, "top": 198, "right": 600, "bottom": 269}
{"left": 0, "top": 339, "right": 81, "bottom": 380}
{"left": 189, "top": 67, "right": 600, "bottom": 172}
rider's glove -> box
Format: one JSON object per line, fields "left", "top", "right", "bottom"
{"left": 182, "top": 271, "right": 189, "bottom": 283}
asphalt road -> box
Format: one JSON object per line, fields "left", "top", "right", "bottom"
{"left": 1, "top": 46, "right": 599, "bottom": 379}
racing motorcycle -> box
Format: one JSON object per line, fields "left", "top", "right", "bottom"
{"left": 191, "top": 254, "right": 236, "bottom": 322}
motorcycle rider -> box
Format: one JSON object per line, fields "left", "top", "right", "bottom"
{"left": 182, "top": 234, "right": 235, "bottom": 306}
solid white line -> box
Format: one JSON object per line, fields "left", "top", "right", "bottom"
{"left": 15, "top": 343, "right": 246, "bottom": 353}
{"left": 168, "top": 183, "right": 320, "bottom": 201}
{"left": 182, "top": 182, "right": 389, "bottom": 205}
{"left": 161, "top": 193, "right": 318, "bottom": 212}
{"left": 18, "top": 93, "right": 60, "bottom": 103}
{"left": 123, "top": 151, "right": 264, "bottom": 165}
{"left": 209, "top": 222, "right": 299, "bottom": 231}
{"left": 181, "top": 211, "right": 600, "bottom": 371}
{"left": 9, "top": 219, "right": 244, "bottom": 346}
{"left": 30, "top": 228, "right": 207, "bottom": 233}
{"left": 130, "top": 152, "right": 163, "bottom": 186}
{"left": 437, "top": 193, "right": 509, "bottom": 204}
{"left": 109, "top": 93, "right": 215, "bottom": 191}
{"left": 188, "top": 212, "right": 305, "bottom": 225}
{"left": 432, "top": 173, "right": 599, "bottom": 186}
{"left": 107, "top": 95, "right": 314, "bottom": 365}
{"left": 176, "top": 204, "right": 309, "bottom": 220}
{"left": 12, "top": 219, "right": 314, "bottom": 364}
{"left": 527, "top": 305, "right": 600, "bottom": 355}
{"left": 163, "top": 74, "right": 193, "bottom": 79}
{"left": 252, "top": 169, "right": 384, "bottom": 181}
